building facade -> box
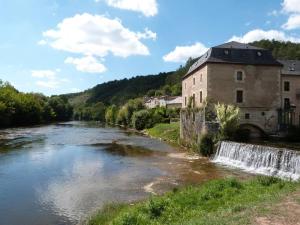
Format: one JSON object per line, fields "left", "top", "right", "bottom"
{"left": 279, "top": 60, "right": 300, "bottom": 128}
{"left": 182, "top": 41, "right": 296, "bottom": 135}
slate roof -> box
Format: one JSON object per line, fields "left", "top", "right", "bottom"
{"left": 278, "top": 60, "right": 300, "bottom": 75}
{"left": 184, "top": 41, "right": 282, "bottom": 79}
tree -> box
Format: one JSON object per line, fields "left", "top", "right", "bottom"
{"left": 105, "top": 105, "right": 118, "bottom": 124}
{"left": 215, "top": 103, "right": 240, "bottom": 140}
{"left": 131, "top": 110, "right": 152, "bottom": 130}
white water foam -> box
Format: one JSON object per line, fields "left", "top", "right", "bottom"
{"left": 213, "top": 141, "right": 300, "bottom": 181}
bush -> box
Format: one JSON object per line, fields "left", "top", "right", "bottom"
{"left": 215, "top": 103, "right": 240, "bottom": 140}
{"left": 131, "top": 110, "right": 152, "bottom": 130}
{"left": 147, "top": 198, "right": 167, "bottom": 219}
{"left": 198, "top": 132, "right": 214, "bottom": 156}
{"left": 256, "top": 176, "right": 281, "bottom": 186}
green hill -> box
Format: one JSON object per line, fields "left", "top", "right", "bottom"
{"left": 64, "top": 58, "right": 197, "bottom": 107}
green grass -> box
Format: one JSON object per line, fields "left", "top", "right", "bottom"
{"left": 85, "top": 177, "right": 299, "bottom": 225}
{"left": 146, "top": 122, "right": 180, "bottom": 145}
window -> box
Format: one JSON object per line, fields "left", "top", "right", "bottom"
{"left": 185, "top": 82, "right": 187, "bottom": 89}
{"left": 200, "top": 91, "right": 203, "bottom": 103}
{"left": 245, "top": 113, "right": 250, "bottom": 119}
{"left": 284, "top": 81, "right": 290, "bottom": 92}
{"left": 236, "top": 90, "right": 243, "bottom": 103}
{"left": 261, "top": 112, "right": 265, "bottom": 116}
{"left": 200, "top": 74, "right": 203, "bottom": 82}
{"left": 284, "top": 98, "right": 290, "bottom": 109}
{"left": 184, "top": 97, "right": 187, "bottom": 106}
{"left": 193, "top": 94, "right": 196, "bottom": 107}
{"left": 193, "top": 77, "right": 195, "bottom": 85}
{"left": 257, "top": 51, "right": 262, "bottom": 57}
{"left": 236, "top": 71, "right": 243, "bottom": 81}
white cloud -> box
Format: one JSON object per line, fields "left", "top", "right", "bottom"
{"left": 163, "top": 42, "right": 208, "bottom": 63}
{"left": 103, "top": 0, "right": 158, "bottom": 17}
{"left": 43, "top": 13, "right": 155, "bottom": 58}
{"left": 229, "top": 29, "right": 300, "bottom": 43}
{"left": 268, "top": 10, "right": 279, "bottom": 16}
{"left": 281, "top": 0, "right": 300, "bottom": 30}
{"left": 31, "top": 70, "right": 56, "bottom": 79}
{"left": 36, "top": 80, "right": 60, "bottom": 89}
{"left": 42, "top": 13, "right": 156, "bottom": 73}
{"left": 65, "top": 56, "right": 107, "bottom": 73}
{"left": 31, "top": 69, "right": 69, "bottom": 89}
{"left": 38, "top": 40, "right": 47, "bottom": 45}
{"left": 282, "top": 14, "right": 300, "bottom": 29}
{"left": 137, "top": 28, "right": 157, "bottom": 40}
{"left": 282, "top": 0, "right": 300, "bottom": 14}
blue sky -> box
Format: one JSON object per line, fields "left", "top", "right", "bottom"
{"left": 1, "top": 0, "right": 300, "bottom": 95}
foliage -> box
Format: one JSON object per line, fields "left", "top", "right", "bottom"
{"left": 116, "top": 99, "right": 145, "bottom": 127}
{"left": 74, "top": 102, "right": 106, "bottom": 121}
{"left": 131, "top": 110, "right": 152, "bottom": 130}
{"left": 86, "top": 177, "right": 297, "bottom": 225}
{"left": 251, "top": 39, "right": 300, "bottom": 60}
{"left": 215, "top": 103, "right": 240, "bottom": 140}
{"left": 0, "top": 81, "right": 72, "bottom": 127}
{"left": 146, "top": 122, "right": 180, "bottom": 144}
{"left": 197, "top": 132, "right": 214, "bottom": 156}
{"left": 105, "top": 105, "right": 118, "bottom": 124}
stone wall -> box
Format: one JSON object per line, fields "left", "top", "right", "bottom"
{"left": 180, "top": 109, "right": 219, "bottom": 144}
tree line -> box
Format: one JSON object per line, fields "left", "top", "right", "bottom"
{"left": 0, "top": 81, "right": 73, "bottom": 127}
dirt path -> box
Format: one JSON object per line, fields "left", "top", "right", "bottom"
{"left": 254, "top": 190, "right": 300, "bottom": 225}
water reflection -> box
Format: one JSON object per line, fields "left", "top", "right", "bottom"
{"left": 0, "top": 122, "right": 250, "bottom": 225}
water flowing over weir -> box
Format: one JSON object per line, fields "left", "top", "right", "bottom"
{"left": 213, "top": 141, "right": 300, "bottom": 181}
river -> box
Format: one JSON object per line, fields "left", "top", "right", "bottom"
{"left": 0, "top": 121, "right": 248, "bottom": 225}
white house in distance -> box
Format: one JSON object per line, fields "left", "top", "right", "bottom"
{"left": 145, "top": 96, "right": 182, "bottom": 109}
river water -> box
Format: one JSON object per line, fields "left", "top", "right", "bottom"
{"left": 0, "top": 122, "right": 247, "bottom": 225}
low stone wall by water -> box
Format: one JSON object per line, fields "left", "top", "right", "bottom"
{"left": 180, "top": 109, "right": 219, "bottom": 144}
{"left": 213, "top": 141, "right": 300, "bottom": 181}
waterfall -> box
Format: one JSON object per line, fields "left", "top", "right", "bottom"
{"left": 213, "top": 141, "right": 300, "bottom": 181}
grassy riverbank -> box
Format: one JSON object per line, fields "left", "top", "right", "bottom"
{"left": 86, "top": 177, "right": 299, "bottom": 225}
{"left": 145, "top": 122, "right": 180, "bottom": 145}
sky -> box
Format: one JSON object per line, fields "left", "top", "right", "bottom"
{"left": 1, "top": 0, "right": 300, "bottom": 96}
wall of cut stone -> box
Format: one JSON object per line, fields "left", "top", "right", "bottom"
{"left": 180, "top": 109, "right": 219, "bottom": 144}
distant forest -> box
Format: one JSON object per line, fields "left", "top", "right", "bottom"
{"left": 251, "top": 40, "right": 300, "bottom": 60}
{"left": 0, "top": 81, "right": 73, "bottom": 127}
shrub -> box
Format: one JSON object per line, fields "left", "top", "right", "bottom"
{"left": 215, "top": 103, "right": 240, "bottom": 140}
{"left": 198, "top": 132, "right": 214, "bottom": 156}
{"left": 131, "top": 110, "right": 152, "bottom": 130}
{"left": 147, "top": 198, "right": 167, "bottom": 219}
{"left": 105, "top": 105, "right": 118, "bottom": 124}
{"left": 256, "top": 176, "right": 281, "bottom": 186}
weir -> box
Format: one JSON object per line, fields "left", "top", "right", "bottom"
{"left": 213, "top": 141, "right": 300, "bottom": 181}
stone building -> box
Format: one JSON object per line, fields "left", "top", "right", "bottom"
{"left": 181, "top": 41, "right": 299, "bottom": 135}
{"left": 279, "top": 60, "right": 300, "bottom": 127}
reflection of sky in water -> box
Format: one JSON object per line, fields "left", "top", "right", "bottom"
{"left": 35, "top": 145, "right": 162, "bottom": 223}
{"left": 0, "top": 122, "right": 248, "bottom": 225}
{"left": 0, "top": 122, "right": 169, "bottom": 225}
